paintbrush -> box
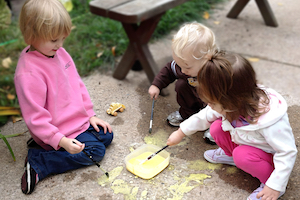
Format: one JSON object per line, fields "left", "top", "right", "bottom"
{"left": 140, "top": 145, "right": 169, "bottom": 165}
{"left": 73, "top": 141, "right": 109, "bottom": 178}
{"left": 149, "top": 98, "right": 155, "bottom": 133}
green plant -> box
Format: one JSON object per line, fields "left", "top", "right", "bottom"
{"left": 0, "top": 130, "right": 27, "bottom": 161}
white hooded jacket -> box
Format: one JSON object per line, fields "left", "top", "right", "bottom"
{"left": 180, "top": 87, "right": 297, "bottom": 192}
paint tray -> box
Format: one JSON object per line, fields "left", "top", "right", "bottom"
{"left": 125, "top": 144, "right": 170, "bottom": 179}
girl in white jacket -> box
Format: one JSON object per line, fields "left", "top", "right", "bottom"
{"left": 167, "top": 51, "right": 297, "bottom": 200}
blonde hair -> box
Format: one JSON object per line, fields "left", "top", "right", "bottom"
{"left": 172, "top": 22, "right": 217, "bottom": 61}
{"left": 19, "top": 0, "right": 72, "bottom": 44}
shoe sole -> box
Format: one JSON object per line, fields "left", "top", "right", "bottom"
{"left": 22, "top": 162, "right": 36, "bottom": 194}
{"left": 167, "top": 119, "right": 180, "bottom": 127}
{"left": 26, "top": 162, "right": 32, "bottom": 194}
{"left": 204, "top": 152, "right": 236, "bottom": 166}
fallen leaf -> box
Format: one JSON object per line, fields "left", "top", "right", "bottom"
{"left": 111, "top": 46, "right": 116, "bottom": 56}
{"left": 247, "top": 57, "right": 260, "bottom": 62}
{"left": 214, "top": 21, "right": 220, "bottom": 25}
{"left": 97, "top": 51, "right": 104, "bottom": 58}
{"left": 203, "top": 11, "right": 210, "bottom": 20}
{"left": 12, "top": 116, "right": 23, "bottom": 123}
{"left": 59, "top": 0, "right": 73, "bottom": 12}
{"left": 2, "top": 57, "right": 12, "bottom": 68}
{"left": 7, "top": 94, "right": 15, "bottom": 100}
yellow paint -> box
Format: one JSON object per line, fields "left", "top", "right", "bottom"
{"left": 167, "top": 173, "right": 211, "bottom": 200}
{"left": 226, "top": 166, "right": 238, "bottom": 174}
{"left": 111, "top": 179, "right": 139, "bottom": 200}
{"left": 168, "top": 164, "right": 175, "bottom": 171}
{"left": 144, "top": 129, "right": 188, "bottom": 146}
{"left": 129, "top": 146, "right": 135, "bottom": 152}
{"left": 141, "top": 190, "right": 148, "bottom": 198}
{"left": 188, "top": 159, "right": 221, "bottom": 171}
{"left": 127, "top": 152, "right": 168, "bottom": 179}
{"left": 98, "top": 166, "right": 123, "bottom": 186}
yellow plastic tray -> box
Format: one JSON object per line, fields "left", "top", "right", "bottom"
{"left": 125, "top": 144, "right": 170, "bottom": 179}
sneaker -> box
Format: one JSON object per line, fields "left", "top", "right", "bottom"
{"left": 167, "top": 111, "right": 183, "bottom": 127}
{"left": 247, "top": 183, "right": 285, "bottom": 200}
{"left": 21, "top": 161, "right": 39, "bottom": 194}
{"left": 203, "top": 129, "right": 216, "bottom": 145}
{"left": 204, "top": 147, "right": 235, "bottom": 166}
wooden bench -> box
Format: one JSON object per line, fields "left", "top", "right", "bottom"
{"left": 227, "top": 0, "right": 278, "bottom": 27}
{"left": 89, "top": 0, "right": 189, "bottom": 86}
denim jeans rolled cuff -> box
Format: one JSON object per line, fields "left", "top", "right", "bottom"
{"left": 27, "top": 125, "right": 113, "bottom": 180}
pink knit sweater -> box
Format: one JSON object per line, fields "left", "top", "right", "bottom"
{"left": 14, "top": 46, "right": 95, "bottom": 150}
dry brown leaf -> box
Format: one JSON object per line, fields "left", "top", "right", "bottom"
{"left": 111, "top": 46, "right": 116, "bottom": 56}
{"left": 203, "top": 11, "right": 210, "bottom": 20}
{"left": 2, "top": 57, "right": 12, "bottom": 68}
{"left": 214, "top": 21, "right": 220, "bottom": 25}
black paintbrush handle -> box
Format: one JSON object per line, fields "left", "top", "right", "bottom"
{"left": 147, "top": 145, "right": 169, "bottom": 160}
{"left": 149, "top": 99, "right": 155, "bottom": 133}
{"left": 82, "top": 149, "right": 100, "bottom": 167}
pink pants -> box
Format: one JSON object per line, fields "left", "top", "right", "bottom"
{"left": 210, "top": 119, "right": 274, "bottom": 183}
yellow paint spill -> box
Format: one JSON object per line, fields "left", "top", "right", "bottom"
{"left": 144, "top": 129, "right": 188, "bottom": 146}
{"left": 98, "top": 166, "right": 123, "bottom": 186}
{"left": 141, "top": 190, "right": 148, "bottom": 198}
{"left": 188, "top": 159, "right": 221, "bottom": 171}
{"left": 167, "top": 173, "right": 211, "bottom": 200}
{"left": 168, "top": 164, "right": 175, "bottom": 171}
{"left": 226, "top": 166, "right": 238, "bottom": 174}
{"left": 129, "top": 146, "right": 135, "bottom": 152}
{"left": 111, "top": 179, "right": 139, "bottom": 200}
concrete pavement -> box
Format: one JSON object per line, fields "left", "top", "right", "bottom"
{"left": 1, "top": 0, "right": 299, "bottom": 199}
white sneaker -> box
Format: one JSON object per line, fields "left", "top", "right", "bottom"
{"left": 204, "top": 147, "right": 235, "bottom": 166}
{"left": 247, "top": 183, "right": 285, "bottom": 200}
{"left": 167, "top": 111, "right": 183, "bottom": 127}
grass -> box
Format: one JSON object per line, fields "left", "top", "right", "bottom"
{"left": 0, "top": 0, "right": 224, "bottom": 126}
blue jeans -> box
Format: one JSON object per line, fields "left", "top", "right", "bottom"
{"left": 27, "top": 125, "right": 113, "bottom": 180}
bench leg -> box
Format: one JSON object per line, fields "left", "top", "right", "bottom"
{"left": 255, "top": 0, "right": 278, "bottom": 27}
{"left": 227, "top": 0, "right": 250, "bottom": 19}
{"left": 113, "top": 13, "right": 163, "bottom": 84}
{"left": 227, "top": 0, "right": 278, "bottom": 27}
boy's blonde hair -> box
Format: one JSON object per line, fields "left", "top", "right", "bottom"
{"left": 172, "top": 22, "right": 217, "bottom": 61}
{"left": 19, "top": 0, "right": 72, "bottom": 44}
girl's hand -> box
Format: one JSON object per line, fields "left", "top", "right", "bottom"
{"left": 257, "top": 185, "right": 280, "bottom": 200}
{"left": 167, "top": 128, "right": 186, "bottom": 146}
{"left": 148, "top": 85, "right": 160, "bottom": 100}
{"left": 59, "top": 137, "right": 85, "bottom": 154}
{"left": 89, "top": 116, "right": 112, "bottom": 133}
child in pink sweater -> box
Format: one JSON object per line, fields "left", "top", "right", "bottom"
{"left": 14, "top": 0, "right": 113, "bottom": 194}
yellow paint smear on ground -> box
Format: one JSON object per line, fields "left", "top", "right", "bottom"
{"left": 226, "top": 166, "right": 238, "bottom": 174}
{"left": 167, "top": 173, "right": 211, "bottom": 200}
{"left": 188, "top": 159, "right": 221, "bottom": 171}
{"left": 98, "top": 166, "right": 123, "bottom": 186}
{"left": 111, "top": 179, "right": 139, "bottom": 200}
{"left": 144, "top": 129, "right": 188, "bottom": 146}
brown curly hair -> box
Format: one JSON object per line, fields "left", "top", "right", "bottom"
{"left": 197, "top": 50, "right": 270, "bottom": 123}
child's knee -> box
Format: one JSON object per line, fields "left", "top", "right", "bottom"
{"left": 90, "top": 144, "right": 106, "bottom": 162}
{"left": 101, "top": 131, "right": 113, "bottom": 147}
{"left": 210, "top": 119, "right": 223, "bottom": 138}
